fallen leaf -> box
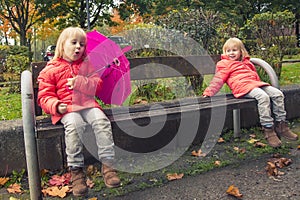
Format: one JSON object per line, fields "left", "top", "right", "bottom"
{"left": 40, "top": 169, "right": 49, "bottom": 177}
{"left": 248, "top": 138, "right": 259, "bottom": 144}
{"left": 42, "top": 186, "right": 70, "bottom": 198}
{"left": 134, "top": 98, "right": 148, "bottom": 105}
{"left": 0, "top": 177, "right": 9, "bottom": 186}
{"left": 268, "top": 157, "right": 292, "bottom": 169}
{"left": 265, "top": 161, "right": 278, "bottom": 176}
{"left": 214, "top": 160, "right": 221, "bottom": 166}
{"left": 249, "top": 134, "right": 256, "bottom": 138}
{"left": 49, "top": 173, "right": 71, "bottom": 186}
{"left": 233, "top": 146, "right": 239, "bottom": 152}
{"left": 254, "top": 142, "right": 267, "bottom": 148}
{"left": 86, "top": 165, "right": 99, "bottom": 177}
{"left": 191, "top": 149, "right": 207, "bottom": 157}
{"left": 89, "top": 198, "right": 98, "bottom": 200}
{"left": 7, "top": 183, "right": 22, "bottom": 194}
{"left": 297, "top": 145, "right": 300, "bottom": 149}
{"left": 166, "top": 173, "right": 184, "bottom": 181}
{"left": 217, "top": 137, "right": 225, "bottom": 143}
{"left": 9, "top": 197, "right": 20, "bottom": 200}
{"left": 226, "top": 185, "right": 243, "bottom": 198}
{"left": 233, "top": 147, "right": 246, "bottom": 154}
{"left": 86, "top": 178, "right": 95, "bottom": 188}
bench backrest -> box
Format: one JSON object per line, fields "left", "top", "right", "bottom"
{"left": 31, "top": 55, "right": 221, "bottom": 116}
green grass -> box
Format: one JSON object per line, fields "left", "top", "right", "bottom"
{"left": 280, "top": 62, "right": 300, "bottom": 85}
{"left": 0, "top": 87, "right": 22, "bottom": 120}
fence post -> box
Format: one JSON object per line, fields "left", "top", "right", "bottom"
{"left": 21, "top": 70, "right": 42, "bottom": 200}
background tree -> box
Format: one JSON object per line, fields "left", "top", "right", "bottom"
{"left": 50, "top": 0, "right": 116, "bottom": 30}
{"left": 0, "top": 0, "right": 64, "bottom": 46}
{"left": 245, "top": 10, "right": 296, "bottom": 78}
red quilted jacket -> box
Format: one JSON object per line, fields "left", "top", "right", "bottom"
{"left": 203, "top": 55, "right": 269, "bottom": 98}
{"left": 37, "top": 57, "right": 103, "bottom": 124}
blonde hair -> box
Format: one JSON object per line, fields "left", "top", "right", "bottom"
{"left": 222, "top": 37, "right": 249, "bottom": 59}
{"left": 53, "top": 27, "right": 87, "bottom": 59}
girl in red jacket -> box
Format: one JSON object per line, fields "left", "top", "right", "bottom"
{"left": 203, "top": 37, "right": 298, "bottom": 148}
{"left": 37, "top": 27, "right": 120, "bottom": 197}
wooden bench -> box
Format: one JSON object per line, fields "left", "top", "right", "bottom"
{"left": 21, "top": 55, "right": 278, "bottom": 199}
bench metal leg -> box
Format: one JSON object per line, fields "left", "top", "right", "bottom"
{"left": 21, "top": 70, "right": 42, "bottom": 200}
{"left": 233, "top": 109, "right": 241, "bottom": 138}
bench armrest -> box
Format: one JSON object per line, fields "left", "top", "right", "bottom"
{"left": 250, "top": 58, "right": 279, "bottom": 88}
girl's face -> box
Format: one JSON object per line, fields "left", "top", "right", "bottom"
{"left": 63, "top": 34, "right": 86, "bottom": 62}
{"left": 225, "top": 45, "right": 242, "bottom": 61}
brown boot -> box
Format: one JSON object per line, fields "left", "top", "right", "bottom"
{"left": 101, "top": 164, "right": 120, "bottom": 188}
{"left": 275, "top": 121, "right": 298, "bottom": 141}
{"left": 70, "top": 168, "right": 88, "bottom": 197}
{"left": 263, "top": 126, "right": 282, "bottom": 148}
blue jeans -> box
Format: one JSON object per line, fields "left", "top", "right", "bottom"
{"left": 244, "top": 86, "right": 286, "bottom": 126}
{"left": 60, "top": 108, "right": 115, "bottom": 168}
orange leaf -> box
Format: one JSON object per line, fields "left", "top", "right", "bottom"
{"left": 0, "top": 177, "right": 9, "bottom": 186}
{"left": 42, "top": 186, "right": 70, "bottom": 198}
{"left": 40, "top": 169, "right": 49, "bottom": 177}
{"left": 265, "top": 161, "right": 278, "bottom": 176}
{"left": 226, "top": 185, "right": 243, "bottom": 198}
{"left": 233, "top": 147, "right": 246, "bottom": 154}
{"left": 214, "top": 160, "right": 221, "bottom": 166}
{"left": 191, "top": 149, "right": 207, "bottom": 157}
{"left": 166, "top": 173, "right": 184, "bottom": 181}
{"left": 254, "top": 142, "right": 267, "bottom": 148}
{"left": 297, "top": 145, "right": 300, "bottom": 149}
{"left": 7, "top": 183, "right": 22, "bottom": 194}
{"left": 217, "top": 137, "right": 225, "bottom": 143}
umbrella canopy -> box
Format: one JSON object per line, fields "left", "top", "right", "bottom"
{"left": 86, "top": 30, "right": 132, "bottom": 105}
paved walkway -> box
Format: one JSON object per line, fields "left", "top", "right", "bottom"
{"left": 111, "top": 152, "right": 300, "bottom": 200}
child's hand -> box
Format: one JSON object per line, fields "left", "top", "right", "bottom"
{"left": 66, "top": 76, "right": 77, "bottom": 90}
{"left": 57, "top": 103, "right": 67, "bottom": 114}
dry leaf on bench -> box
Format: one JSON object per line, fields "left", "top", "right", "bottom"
{"left": 226, "top": 184, "right": 243, "bottom": 199}
{"left": 191, "top": 149, "right": 207, "bottom": 157}
{"left": 166, "top": 173, "right": 184, "bottom": 181}
{"left": 7, "top": 183, "right": 22, "bottom": 194}
{"left": 0, "top": 177, "right": 9, "bottom": 186}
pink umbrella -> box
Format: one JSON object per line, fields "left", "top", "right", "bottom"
{"left": 86, "top": 30, "right": 132, "bottom": 105}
